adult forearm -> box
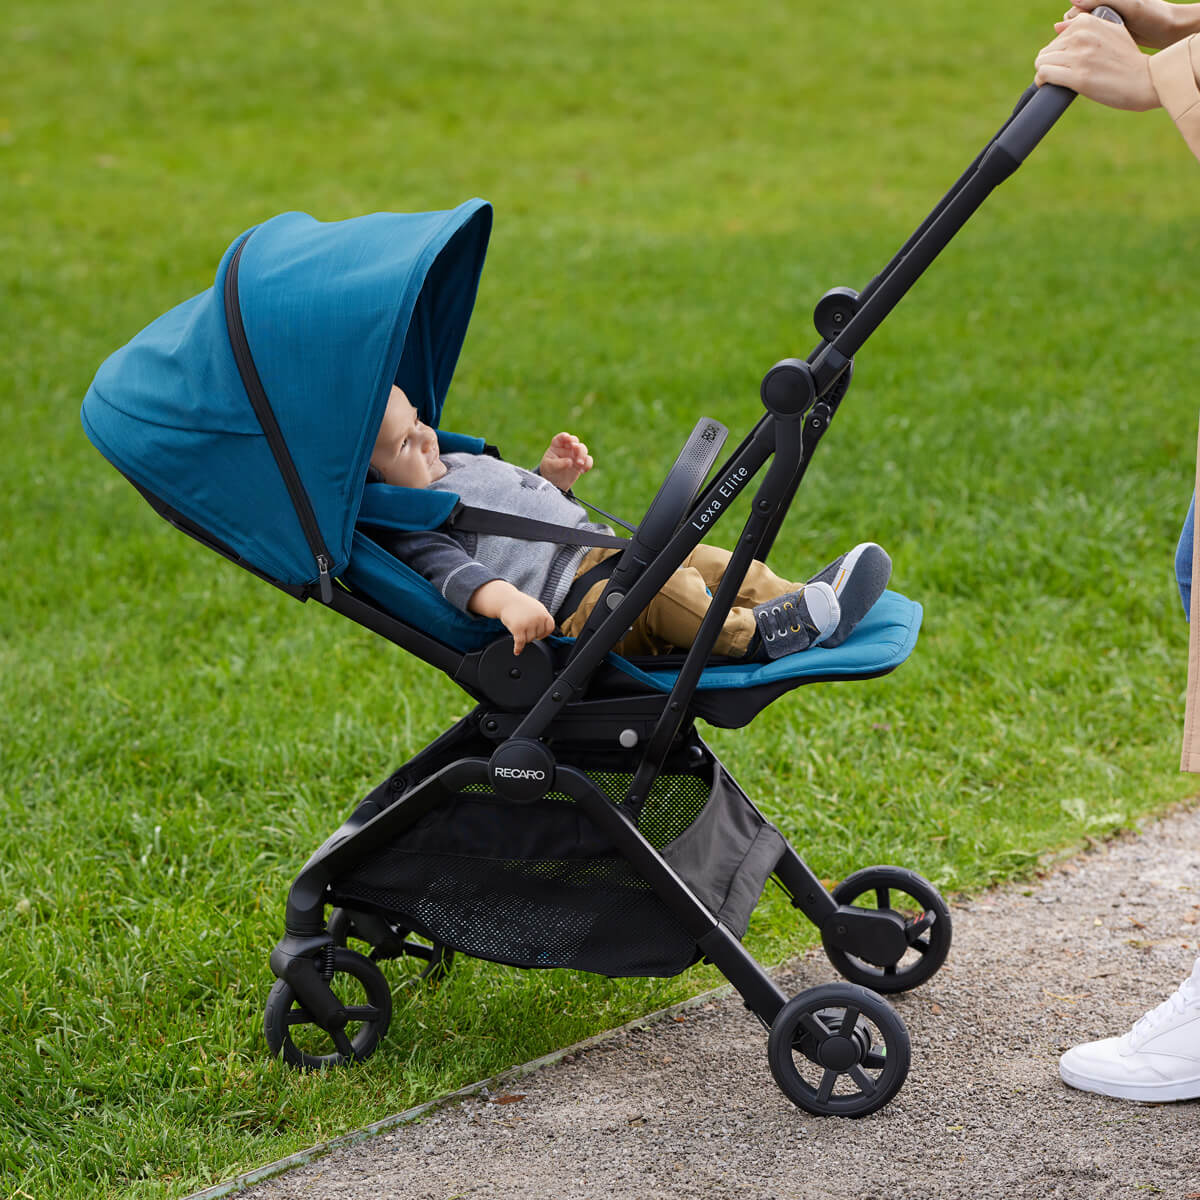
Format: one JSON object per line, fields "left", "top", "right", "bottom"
{"left": 1035, "top": 8, "right": 1200, "bottom": 158}
{"left": 1149, "top": 33, "right": 1200, "bottom": 159}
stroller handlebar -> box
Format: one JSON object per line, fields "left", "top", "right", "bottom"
{"left": 997, "top": 5, "right": 1125, "bottom": 162}
{"left": 808, "top": 3, "right": 1126, "bottom": 394}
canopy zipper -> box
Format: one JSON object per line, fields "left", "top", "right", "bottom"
{"left": 223, "top": 233, "right": 334, "bottom": 602}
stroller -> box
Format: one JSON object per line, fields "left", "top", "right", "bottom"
{"left": 80, "top": 39, "right": 1108, "bottom": 1115}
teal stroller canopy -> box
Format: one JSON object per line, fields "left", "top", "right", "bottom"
{"left": 81, "top": 201, "right": 492, "bottom": 590}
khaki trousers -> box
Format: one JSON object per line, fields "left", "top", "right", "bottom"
{"left": 558, "top": 544, "right": 802, "bottom": 658}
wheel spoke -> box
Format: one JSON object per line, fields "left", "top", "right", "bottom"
{"left": 908, "top": 938, "right": 930, "bottom": 956}
{"left": 874, "top": 886, "right": 891, "bottom": 911}
{"left": 816, "top": 1069, "right": 839, "bottom": 1105}
{"left": 838, "top": 1007, "right": 862, "bottom": 1038}
{"left": 849, "top": 1065, "right": 878, "bottom": 1095}
{"left": 332, "top": 1028, "right": 355, "bottom": 1058}
{"left": 863, "top": 1049, "right": 888, "bottom": 1070}
{"left": 907, "top": 911, "right": 936, "bottom": 939}
{"left": 342, "top": 1005, "right": 381, "bottom": 1023}
{"left": 285, "top": 1007, "right": 317, "bottom": 1028}
{"left": 798, "top": 1012, "right": 832, "bottom": 1043}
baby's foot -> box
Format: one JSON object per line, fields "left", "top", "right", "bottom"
{"left": 805, "top": 542, "right": 891, "bottom": 648}
{"left": 752, "top": 582, "right": 839, "bottom": 659}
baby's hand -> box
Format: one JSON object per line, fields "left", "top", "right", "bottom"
{"left": 539, "top": 432, "right": 594, "bottom": 492}
{"left": 498, "top": 592, "right": 556, "bottom": 655}
{"left": 467, "top": 579, "right": 555, "bottom": 654}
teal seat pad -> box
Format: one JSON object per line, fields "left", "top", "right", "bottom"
{"left": 603, "top": 590, "right": 921, "bottom": 692}
{"left": 345, "top": 500, "right": 921, "bottom": 691}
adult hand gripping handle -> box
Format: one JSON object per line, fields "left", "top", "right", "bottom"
{"left": 1000, "top": 4, "right": 1126, "bottom": 161}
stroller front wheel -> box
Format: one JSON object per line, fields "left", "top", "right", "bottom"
{"left": 822, "top": 865, "right": 951, "bottom": 994}
{"left": 767, "top": 982, "right": 910, "bottom": 1117}
{"left": 264, "top": 947, "right": 392, "bottom": 1070}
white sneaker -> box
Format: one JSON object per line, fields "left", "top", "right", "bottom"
{"left": 1059, "top": 957, "right": 1200, "bottom": 1102}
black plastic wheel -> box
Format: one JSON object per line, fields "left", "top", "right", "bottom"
{"left": 327, "top": 907, "right": 455, "bottom": 984}
{"left": 822, "top": 865, "right": 951, "bottom": 993}
{"left": 767, "top": 982, "right": 910, "bottom": 1117}
{"left": 264, "top": 947, "right": 392, "bottom": 1071}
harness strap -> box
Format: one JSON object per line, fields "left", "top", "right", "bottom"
{"left": 448, "top": 504, "right": 629, "bottom": 550}
{"left": 224, "top": 231, "right": 335, "bottom": 602}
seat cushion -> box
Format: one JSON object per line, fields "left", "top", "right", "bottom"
{"left": 603, "top": 590, "right": 921, "bottom": 692}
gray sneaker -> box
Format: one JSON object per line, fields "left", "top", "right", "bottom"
{"left": 805, "top": 542, "right": 892, "bottom": 648}
{"left": 752, "top": 582, "right": 839, "bottom": 659}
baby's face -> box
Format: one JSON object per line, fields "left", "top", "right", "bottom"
{"left": 370, "top": 386, "right": 446, "bottom": 488}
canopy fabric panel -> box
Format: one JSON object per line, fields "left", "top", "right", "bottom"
{"left": 81, "top": 201, "right": 492, "bottom": 590}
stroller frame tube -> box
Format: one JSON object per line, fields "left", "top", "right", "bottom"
{"left": 810, "top": 78, "right": 1084, "bottom": 399}
{"left": 753, "top": 78, "right": 1089, "bottom": 564}
{"left": 628, "top": 407, "right": 813, "bottom": 791}
{"left": 848, "top": 84, "right": 1039, "bottom": 324}
{"left": 508, "top": 78, "right": 1091, "bottom": 753}
{"left": 510, "top": 421, "right": 777, "bottom": 741}
{"left": 274, "top": 750, "right": 791, "bottom": 1028}
{"left": 511, "top": 378, "right": 834, "bottom": 793}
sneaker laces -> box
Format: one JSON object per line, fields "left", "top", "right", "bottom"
{"left": 1128, "top": 959, "right": 1200, "bottom": 1041}
{"left": 760, "top": 597, "right": 817, "bottom": 642}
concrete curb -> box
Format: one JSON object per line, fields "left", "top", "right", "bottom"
{"left": 186, "top": 980, "right": 735, "bottom": 1200}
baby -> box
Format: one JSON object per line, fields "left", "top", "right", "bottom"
{"left": 370, "top": 386, "right": 890, "bottom": 657}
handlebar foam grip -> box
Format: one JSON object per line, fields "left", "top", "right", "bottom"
{"left": 996, "top": 6, "right": 1126, "bottom": 162}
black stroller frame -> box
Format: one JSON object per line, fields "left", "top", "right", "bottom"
{"left": 249, "top": 43, "right": 1118, "bottom": 1118}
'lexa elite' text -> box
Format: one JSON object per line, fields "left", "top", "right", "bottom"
{"left": 691, "top": 466, "right": 750, "bottom": 531}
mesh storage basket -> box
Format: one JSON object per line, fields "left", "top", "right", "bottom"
{"left": 330, "top": 760, "right": 785, "bottom": 977}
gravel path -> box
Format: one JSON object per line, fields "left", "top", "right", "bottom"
{"left": 230, "top": 804, "right": 1200, "bottom": 1200}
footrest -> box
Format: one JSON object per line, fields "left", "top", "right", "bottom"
{"left": 607, "top": 590, "right": 922, "bottom": 692}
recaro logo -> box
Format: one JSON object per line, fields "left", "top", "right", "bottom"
{"left": 494, "top": 768, "right": 547, "bottom": 780}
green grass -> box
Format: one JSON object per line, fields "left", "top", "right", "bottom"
{"left": 3, "top": 0, "right": 1199, "bottom": 1195}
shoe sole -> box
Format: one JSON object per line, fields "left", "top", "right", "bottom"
{"left": 1059, "top": 1061, "right": 1200, "bottom": 1102}
{"left": 753, "top": 582, "right": 839, "bottom": 659}
{"left": 811, "top": 542, "right": 892, "bottom": 648}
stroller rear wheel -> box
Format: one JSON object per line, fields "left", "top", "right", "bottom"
{"left": 264, "top": 947, "right": 392, "bottom": 1070}
{"left": 327, "top": 906, "right": 455, "bottom": 983}
{"left": 822, "top": 865, "right": 951, "bottom": 993}
{"left": 767, "top": 982, "right": 909, "bottom": 1117}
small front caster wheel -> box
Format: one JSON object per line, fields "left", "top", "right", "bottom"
{"left": 327, "top": 907, "right": 455, "bottom": 984}
{"left": 264, "top": 947, "right": 392, "bottom": 1071}
{"left": 823, "top": 865, "right": 951, "bottom": 993}
{"left": 767, "top": 982, "right": 910, "bottom": 1117}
